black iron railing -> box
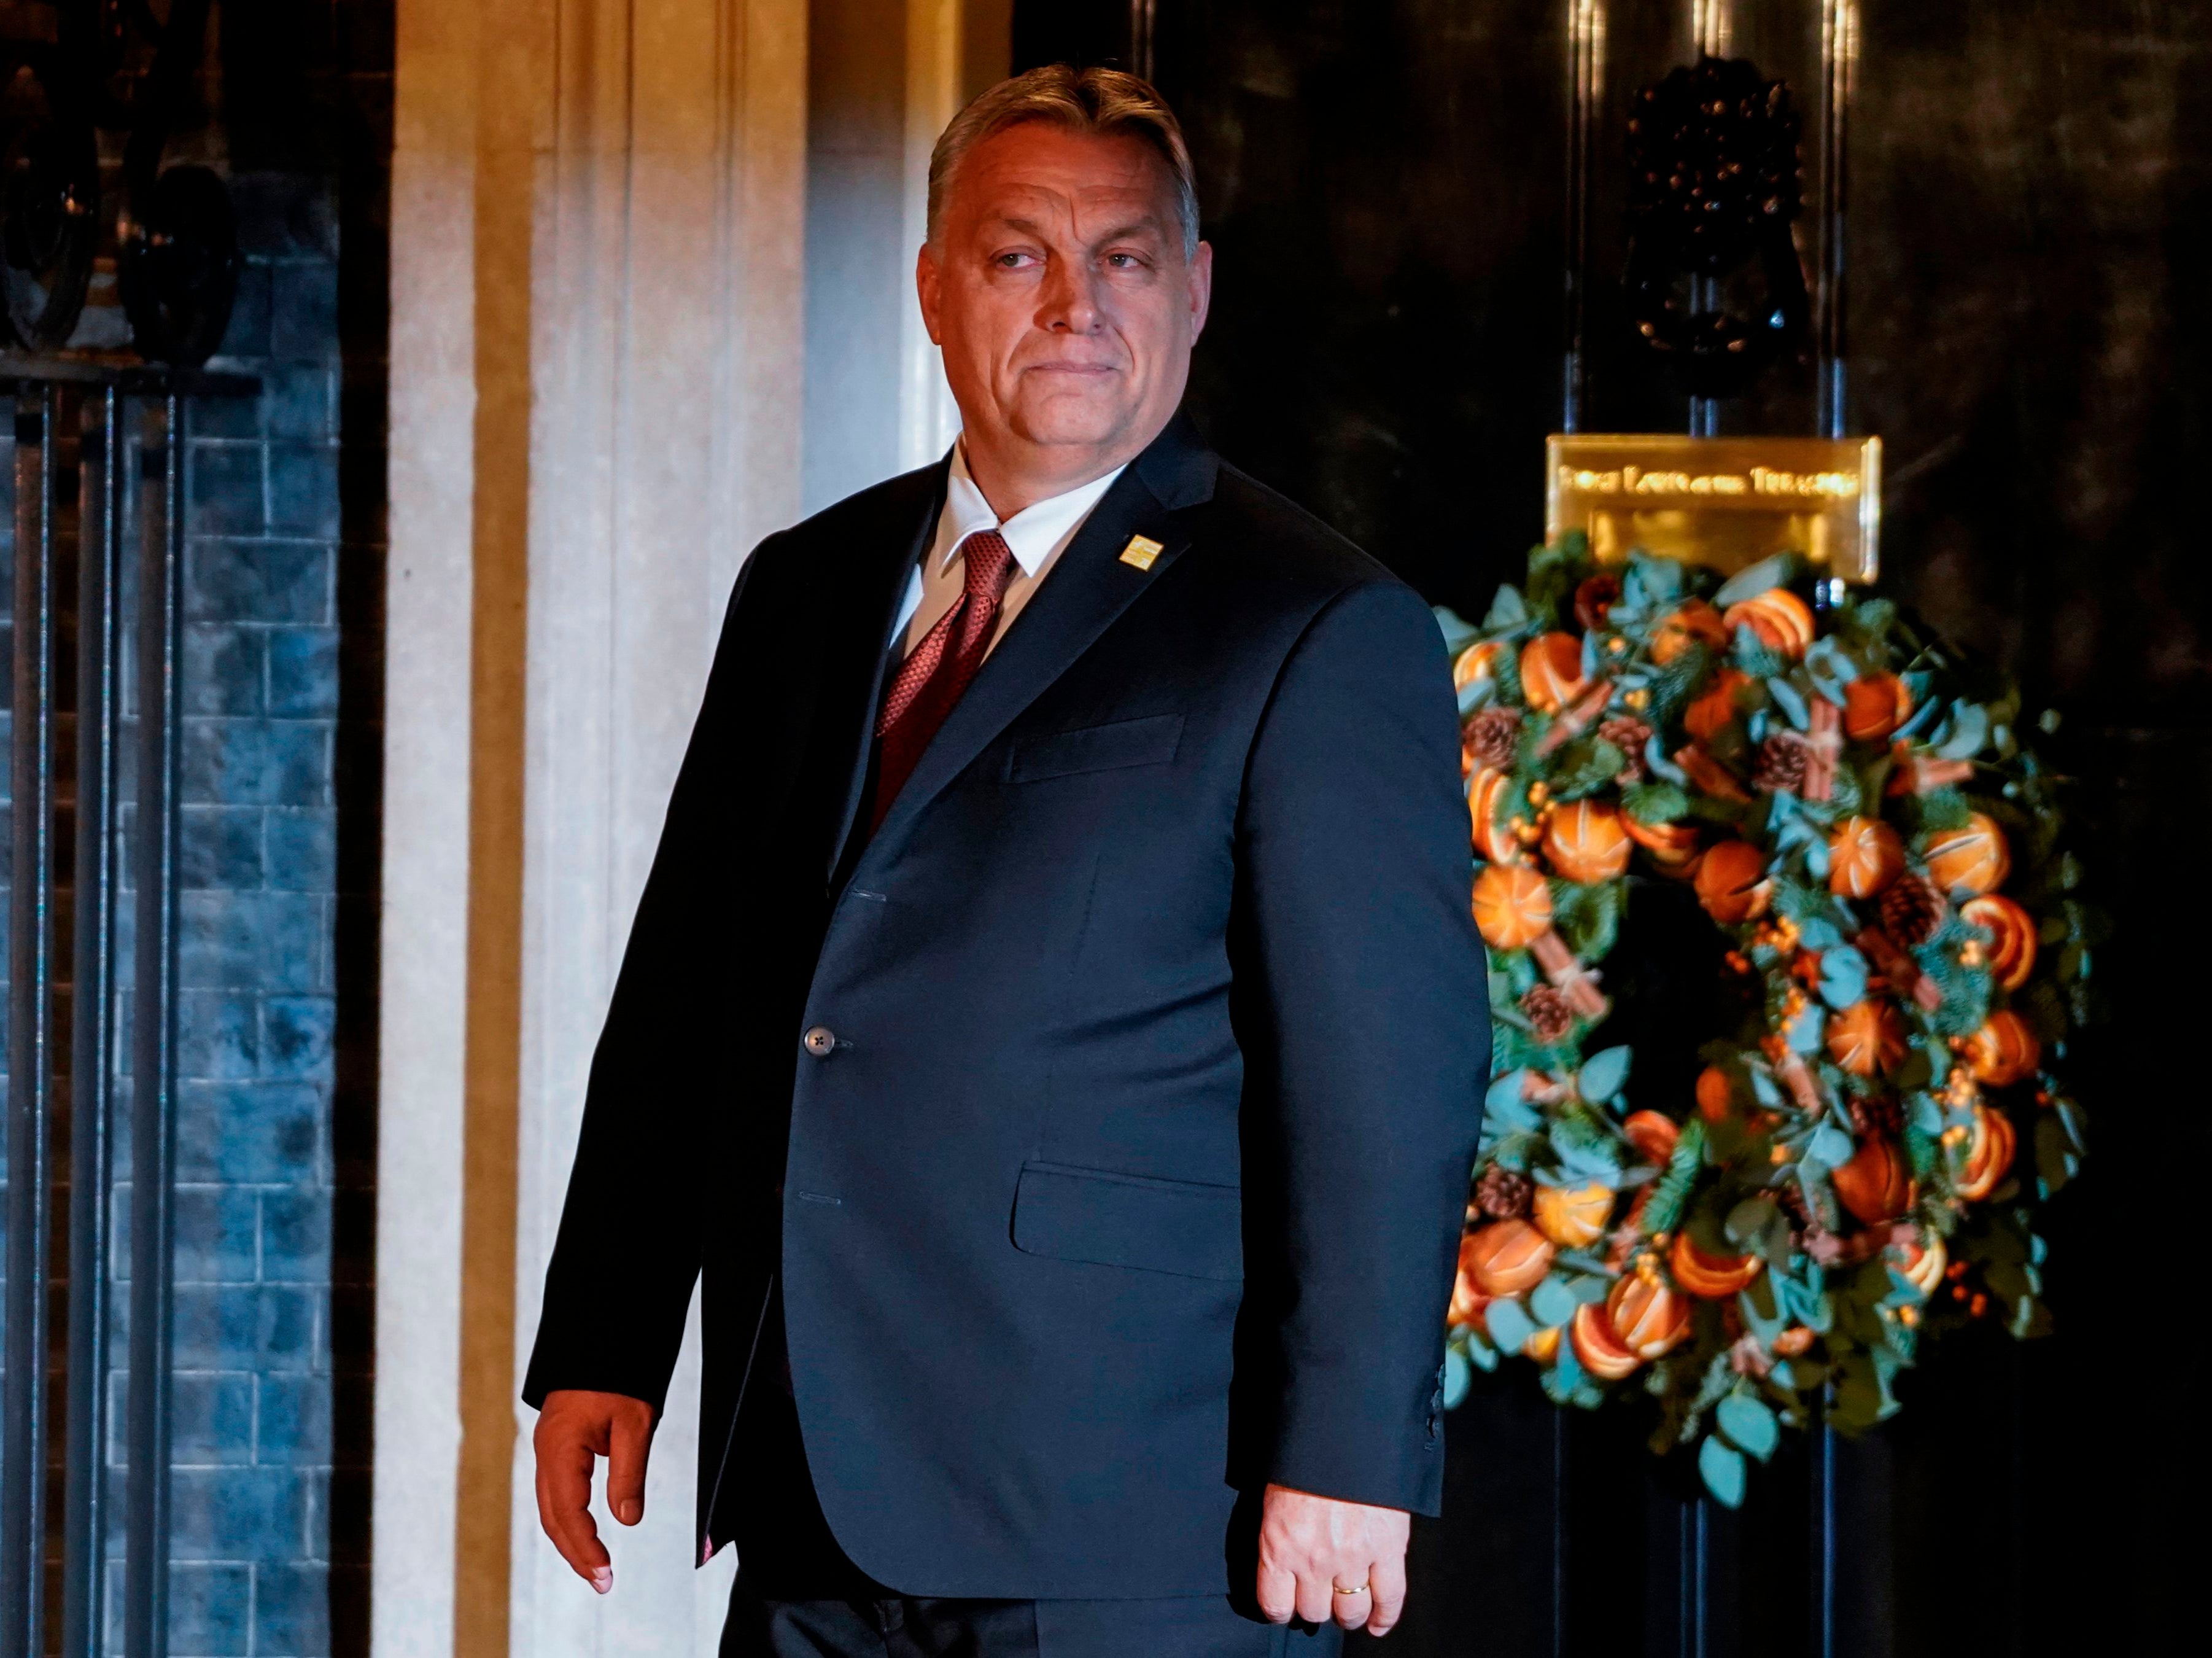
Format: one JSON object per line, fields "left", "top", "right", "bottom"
{"left": 0, "top": 357, "right": 255, "bottom": 1658}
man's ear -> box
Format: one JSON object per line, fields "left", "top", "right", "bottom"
{"left": 1187, "top": 240, "right": 1214, "bottom": 344}
{"left": 917, "top": 243, "right": 944, "bottom": 346}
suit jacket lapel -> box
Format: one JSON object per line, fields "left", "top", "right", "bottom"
{"left": 858, "top": 415, "right": 1220, "bottom": 862}
{"left": 822, "top": 461, "right": 950, "bottom": 884}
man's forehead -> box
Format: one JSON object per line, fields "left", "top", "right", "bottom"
{"left": 955, "top": 128, "right": 1176, "bottom": 224}
{"left": 978, "top": 179, "right": 1168, "bottom": 230}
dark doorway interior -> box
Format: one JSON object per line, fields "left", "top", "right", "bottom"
{"left": 1020, "top": 4, "right": 2206, "bottom": 1652}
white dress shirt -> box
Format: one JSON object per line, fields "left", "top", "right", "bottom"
{"left": 888, "top": 441, "right": 1127, "bottom": 664}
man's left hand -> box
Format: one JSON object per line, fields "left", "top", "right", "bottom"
{"left": 1254, "top": 1482, "right": 1411, "bottom": 1636}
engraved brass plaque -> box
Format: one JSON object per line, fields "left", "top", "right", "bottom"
{"left": 1546, "top": 435, "right": 1882, "bottom": 583}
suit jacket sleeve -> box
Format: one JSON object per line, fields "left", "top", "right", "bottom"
{"left": 1231, "top": 577, "right": 1489, "bottom": 1516}
{"left": 519, "top": 542, "right": 770, "bottom": 1415}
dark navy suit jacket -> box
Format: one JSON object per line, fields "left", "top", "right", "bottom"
{"left": 521, "top": 414, "right": 1489, "bottom": 1598}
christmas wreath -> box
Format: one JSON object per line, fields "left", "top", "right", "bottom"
{"left": 1434, "top": 534, "right": 2094, "bottom": 1506}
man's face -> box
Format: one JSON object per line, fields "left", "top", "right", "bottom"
{"left": 920, "top": 123, "right": 1212, "bottom": 470}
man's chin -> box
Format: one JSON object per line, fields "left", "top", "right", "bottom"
{"left": 1007, "top": 394, "right": 1141, "bottom": 453}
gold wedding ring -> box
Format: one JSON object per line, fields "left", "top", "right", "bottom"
{"left": 1332, "top": 1583, "right": 1370, "bottom": 1596}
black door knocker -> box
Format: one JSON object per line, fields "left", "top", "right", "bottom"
{"left": 1624, "top": 55, "right": 1810, "bottom": 402}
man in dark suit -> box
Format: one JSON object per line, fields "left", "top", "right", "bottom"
{"left": 523, "top": 64, "right": 1488, "bottom": 1657}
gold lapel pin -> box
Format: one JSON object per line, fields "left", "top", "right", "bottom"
{"left": 1119, "top": 534, "right": 1165, "bottom": 570}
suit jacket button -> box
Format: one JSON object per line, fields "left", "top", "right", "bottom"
{"left": 802, "top": 1025, "right": 837, "bottom": 1057}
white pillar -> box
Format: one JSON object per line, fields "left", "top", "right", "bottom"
{"left": 379, "top": 4, "right": 1006, "bottom": 1654}
{"left": 509, "top": 4, "right": 805, "bottom": 1656}
{"left": 374, "top": 2, "right": 486, "bottom": 1653}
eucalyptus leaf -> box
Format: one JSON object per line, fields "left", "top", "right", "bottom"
{"left": 1626, "top": 552, "right": 1684, "bottom": 609}
{"left": 1483, "top": 585, "right": 1530, "bottom": 630}
{"left": 1783, "top": 1275, "right": 1833, "bottom": 1331}
{"left": 1831, "top": 1363, "right": 1887, "bottom": 1433}
{"left": 1463, "top": 1325, "right": 1500, "bottom": 1371}
{"left": 1725, "top": 1198, "right": 1777, "bottom": 1247}
{"left": 1897, "top": 677, "right": 1941, "bottom": 741}
{"left": 1758, "top": 1205, "right": 1795, "bottom": 1265}
{"left": 1457, "top": 677, "right": 1498, "bottom": 717}
{"left": 1807, "top": 1120, "right": 1855, "bottom": 1168}
{"left": 1796, "top": 912, "right": 1849, "bottom": 952}
{"left": 1817, "top": 945, "right": 1869, "bottom": 1010}
{"left": 1484, "top": 1297, "right": 1536, "bottom": 1354}
{"left": 1804, "top": 636, "right": 1860, "bottom": 691}
{"left": 1580, "top": 1045, "right": 1632, "bottom": 1103}
{"left": 1531, "top": 1276, "right": 1581, "bottom": 1329}
{"left": 1986, "top": 1261, "right": 2033, "bottom": 1304}
{"left": 1739, "top": 1271, "right": 1786, "bottom": 1342}
{"left": 1714, "top": 553, "right": 1796, "bottom": 607}
{"left": 1717, "top": 1393, "right": 1780, "bottom": 1460}
{"left": 1443, "top": 1344, "right": 1472, "bottom": 1408}
{"left": 1551, "top": 1327, "right": 1586, "bottom": 1390}
{"left": 1935, "top": 703, "right": 1990, "bottom": 761}
{"left": 1787, "top": 1001, "right": 1826, "bottom": 1055}
{"left": 2035, "top": 1111, "right": 2080, "bottom": 1196}
{"left": 1484, "top": 1084, "right": 1540, "bottom": 1135}
{"left": 1434, "top": 605, "right": 1481, "bottom": 658}
{"left": 1768, "top": 677, "right": 1812, "bottom": 731}
{"left": 1698, "top": 1436, "right": 1748, "bottom": 1508}
{"left": 1555, "top": 1140, "right": 1627, "bottom": 1188}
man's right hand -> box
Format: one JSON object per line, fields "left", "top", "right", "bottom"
{"left": 533, "top": 1389, "right": 656, "bottom": 1594}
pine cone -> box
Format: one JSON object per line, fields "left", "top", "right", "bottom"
{"left": 1597, "top": 716, "right": 1652, "bottom": 781}
{"left": 1847, "top": 1096, "right": 1904, "bottom": 1138}
{"left": 1520, "top": 984, "right": 1577, "bottom": 1043}
{"left": 1464, "top": 707, "right": 1523, "bottom": 771}
{"left": 1880, "top": 874, "right": 1949, "bottom": 946}
{"left": 1750, "top": 731, "right": 1809, "bottom": 795}
{"left": 1474, "top": 1164, "right": 1534, "bottom": 1221}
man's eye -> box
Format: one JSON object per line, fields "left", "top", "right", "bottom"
{"left": 1106, "top": 253, "right": 1144, "bottom": 269}
{"left": 996, "top": 252, "right": 1036, "bottom": 268}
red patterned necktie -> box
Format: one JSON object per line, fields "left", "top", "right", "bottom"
{"left": 870, "top": 528, "right": 1019, "bottom": 829}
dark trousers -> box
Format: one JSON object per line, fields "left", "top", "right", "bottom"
{"left": 719, "top": 1578, "right": 1342, "bottom": 1658}
{"left": 717, "top": 1294, "right": 1340, "bottom": 1658}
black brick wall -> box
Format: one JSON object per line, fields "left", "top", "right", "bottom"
{"left": 0, "top": 4, "right": 389, "bottom": 1654}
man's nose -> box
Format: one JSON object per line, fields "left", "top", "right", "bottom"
{"left": 1038, "top": 258, "right": 1104, "bottom": 334}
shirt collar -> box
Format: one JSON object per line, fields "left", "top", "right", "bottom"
{"left": 937, "top": 440, "right": 1127, "bottom": 580}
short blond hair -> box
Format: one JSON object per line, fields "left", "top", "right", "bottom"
{"left": 926, "top": 64, "right": 1200, "bottom": 259}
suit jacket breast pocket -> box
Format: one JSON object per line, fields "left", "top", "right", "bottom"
{"left": 1011, "top": 1161, "right": 1243, "bottom": 1282}
{"left": 1007, "top": 714, "right": 1184, "bottom": 784}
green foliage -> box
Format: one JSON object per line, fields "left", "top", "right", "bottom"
{"left": 1699, "top": 1433, "right": 1749, "bottom": 1508}
{"left": 1551, "top": 736, "right": 1630, "bottom": 801}
{"left": 1554, "top": 878, "right": 1623, "bottom": 960}
{"left": 1642, "top": 1119, "right": 1707, "bottom": 1240}
{"left": 1717, "top": 1393, "right": 1780, "bottom": 1460}
{"left": 1622, "top": 780, "right": 1691, "bottom": 824}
